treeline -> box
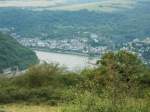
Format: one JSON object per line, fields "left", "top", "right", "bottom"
{"left": 0, "top": 51, "right": 150, "bottom": 112}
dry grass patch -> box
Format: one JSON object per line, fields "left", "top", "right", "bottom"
{"left": 0, "top": 104, "right": 60, "bottom": 112}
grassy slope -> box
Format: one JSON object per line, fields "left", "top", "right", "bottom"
{"left": 0, "top": 32, "right": 38, "bottom": 70}
{"left": 0, "top": 104, "right": 59, "bottom": 112}
{"left": 0, "top": 97, "right": 149, "bottom": 112}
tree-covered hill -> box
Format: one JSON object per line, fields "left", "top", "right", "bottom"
{"left": 0, "top": 0, "right": 150, "bottom": 45}
{"left": 0, "top": 32, "right": 38, "bottom": 71}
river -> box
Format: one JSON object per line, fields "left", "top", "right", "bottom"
{"left": 35, "top": 51, "right": 99, "bottom": 71}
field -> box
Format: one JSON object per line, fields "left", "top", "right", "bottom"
{"left": 0, "top": 97, "right": 150, "bottom": 112}
{"left": 36, "top": 0, "right": 136, "bottom": 12}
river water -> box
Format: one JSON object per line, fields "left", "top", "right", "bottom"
{"left": 35, "top": 51, "right": 99, "bottom": 70}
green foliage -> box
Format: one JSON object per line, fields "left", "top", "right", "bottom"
{"left": 0, "top": 51, "right": 150, "bottom": 112}
{"left": 0, "top": 63, "right": 84, "bottom": 104}
{"left": 95, "top": 51, "right": 145, "bottom": 91}
{"left": 23, "top": 63, "right": 63, "bottom": 88}
{"left": 61, "top": 51, "right": 150, "bottom": 112}
{"left": 98, "top": 51, "right": 144, "bottom": 79}
{"left": 0, "top": 32, "right": 38, "bottom": 71}
{"left": 62, "top": 92, "right": 150, "bottom": 112}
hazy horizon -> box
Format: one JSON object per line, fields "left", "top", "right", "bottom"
{"left": 0, "top": 0, "right": 136, "bottom": 8}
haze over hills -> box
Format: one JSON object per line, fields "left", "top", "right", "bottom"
{"left": 0, "top": 0, "right": 139, "bottom": 12}
{"left": 0, "top": 32, "right": 38, "bottom": 72}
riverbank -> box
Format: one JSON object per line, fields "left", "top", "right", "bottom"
{"left": 31, "top": 48, "right": 100, "bottom": 58}
{"left": 34, "top": 50, "right": 99, "bottom": 70}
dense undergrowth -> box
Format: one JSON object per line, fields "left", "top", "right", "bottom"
{"left": 0, "top": 51, "right": 150, "bottom": 112}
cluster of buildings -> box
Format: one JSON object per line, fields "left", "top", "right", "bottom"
{"left": 17, "top": 35, "right": 150, "bottom": 65}
{"left": 1, "top": 27, "right": 150, "bottom": 65}
{"left": 120, "top": 38, "right": 150, "bottom": 65}
{"left": 0, "top": 27, "right": 108, "bottom": 56}
{"left": 18, "top": 37, "right": 109, "bottom": 56}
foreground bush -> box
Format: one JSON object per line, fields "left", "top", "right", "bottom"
{"left": 0, "top": 51, "right": 149, "bottom": 112}
{"left": 61, "top": 51, "right": 150, "bottom": 112}
{"left": 0, "top": 63, "right": 83, "bottom": 104}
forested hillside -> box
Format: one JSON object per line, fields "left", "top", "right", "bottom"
{"left": 0, "top": 0, "right": 150, "bottom": 45}
{"left": 0, "top": 32, "right": 38, "bottom": 71}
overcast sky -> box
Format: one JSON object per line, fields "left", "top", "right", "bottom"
{"left": 0, "top": 0, "right": 142, "bottom": 8}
